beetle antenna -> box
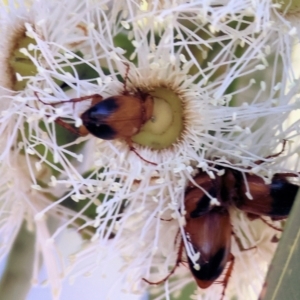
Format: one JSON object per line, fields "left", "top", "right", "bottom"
{"left": 34, "top": 91, "right": 99, "bottom": 107}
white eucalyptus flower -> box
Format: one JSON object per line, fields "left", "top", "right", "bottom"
{"left": 48, "top": 3, "right": 300, "bottom": 300}
{"left": 1, "top": 1, "right": 300, "bottom": 300}
{"left": 0, "top": 0, "right": 109, "bottom": 298}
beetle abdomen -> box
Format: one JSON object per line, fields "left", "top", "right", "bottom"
{"left": 184, "top": 208, "right": 231, "bottom": 289}
{"left": 232, "top": 171, "right": 298, "bottom": 218}
{"left": 188, "top": 247, "right": 227, "bottom": 288}
{"left": 83, "top": 123, "right": 117, "bottom": 140}
{"left": 269, "top": 176, "right": 298, "bottom": 217}
{"left": 81, "top": 97, "right": 119, "bottom": 140}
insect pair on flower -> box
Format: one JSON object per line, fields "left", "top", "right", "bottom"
{"left": 34, "top": 66, "right": 298, "bottom": 299}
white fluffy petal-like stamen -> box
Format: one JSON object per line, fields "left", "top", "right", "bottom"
{"left": 1, "top": 1, "right": 300, "bottom": 299}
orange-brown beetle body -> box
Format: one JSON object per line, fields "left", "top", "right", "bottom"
{"left": 80, "top": 93, "right": 154, "bottom": 140}
{"left": 35, "top": 89, "right": 156, "bottom": 164}
{"left": 183, "top": 169, "right": 298, "bottom": 298}
{"left": 185, "top": 206, "right": 232, "bottom": 289}
{"left": 144, "top": 168, "right": 299, "bottom": 299}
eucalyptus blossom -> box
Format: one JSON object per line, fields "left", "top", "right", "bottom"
{"left": 1, "top": 0, "right": 300, "bottom": 299}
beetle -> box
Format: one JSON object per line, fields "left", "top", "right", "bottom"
{"left": 143, "top": 168, "right": 299, "bottom": 299}
{"left": 184, "top": 169, "right": 298, "bottom": 295}
{"left": 184, "top": 205, "right": 232, "bottom": 293}
{"left": 79, "top": 92, "right": 153, "bottom": 141}
{"left": 34, "top": 65, "right": 156, "bottom": 165}
{"left": 187, "top": 168, "right": 298, "bottom": 219}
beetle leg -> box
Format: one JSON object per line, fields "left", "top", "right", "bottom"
{"left": 219, "top": 254, "right": 234, "bottom": 300}
{"left": 34, "top": 92, "right": 98, "bottom": 136}
{"left": 254, "top": 139, "right": 287, "bottom": 165}
{"left": 160, "top": 217, "right": 173, "bottom": 221}
{"left": 173, "top": 229, "right": 181, "bottom": 246}
{"left": 125, "top": 138, "right": 157, "bottom": 166}
{"left": 90, "top": 95, "right": 104, "bottom": 106}
{"left": 259, "top": 217, "right": 283, "bottom": 232}
{"left": 231, "top": 229, "right": 256, "bottom": 252}
{"left": 142, "top": 240, "right": 184, "bottom": 285}
{"left": 34, "top": 91, "right": 103, "bottom": 107}
{"left": 265, "top": 139, "right": 287, "bottom": 160}
{"left": 271, "top": 234, "right": 280, "bottom": 243}
{"left": 130, "top": 147, "right": 157, "bottom": 166}
{"left": 122, "top": 62, "right": 130, "bottom": 95}
{"left": 54, "top": 117, "right": 89, "bottom": 136}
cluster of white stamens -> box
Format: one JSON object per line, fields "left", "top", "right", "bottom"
{"left": 0, "top": 0, "right": 300, "bottom": 299}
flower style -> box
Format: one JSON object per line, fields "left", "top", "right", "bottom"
{"left": 1, "top": 0, "right": 300, "bottom": 300}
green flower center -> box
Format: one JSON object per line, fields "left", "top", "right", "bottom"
{"left": 8, "top": 31, "right": 38, "bottom": 91}
{"left": 132, "top": 87, "right": 184, "bottom": 149}
{"left": 273, "top": 0, "right": 300, "bottom": 13}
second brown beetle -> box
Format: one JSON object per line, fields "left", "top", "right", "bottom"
{"left": 144, "top": 167, "right": 299, "bottom": 299}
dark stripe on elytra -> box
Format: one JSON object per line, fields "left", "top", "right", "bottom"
{"left": 269, "top": 177, "right": 298, "bottom": 217}
{"left": 190, "top": 186, "right": 217, "bottom": 218}
{"left": 85, "top": 123, "right": 117, "bottom": 140}
{"left": 88, "top": 97, "right": 120, "bottom": 118}
{"left": 188, "top": 247, "right": 226, "bottom": 281}
{"left": 229, "top": 169, "right": 245, "bottom": 206}
{"left": 81, "top": 97, "right": 119, "bottom": 140}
